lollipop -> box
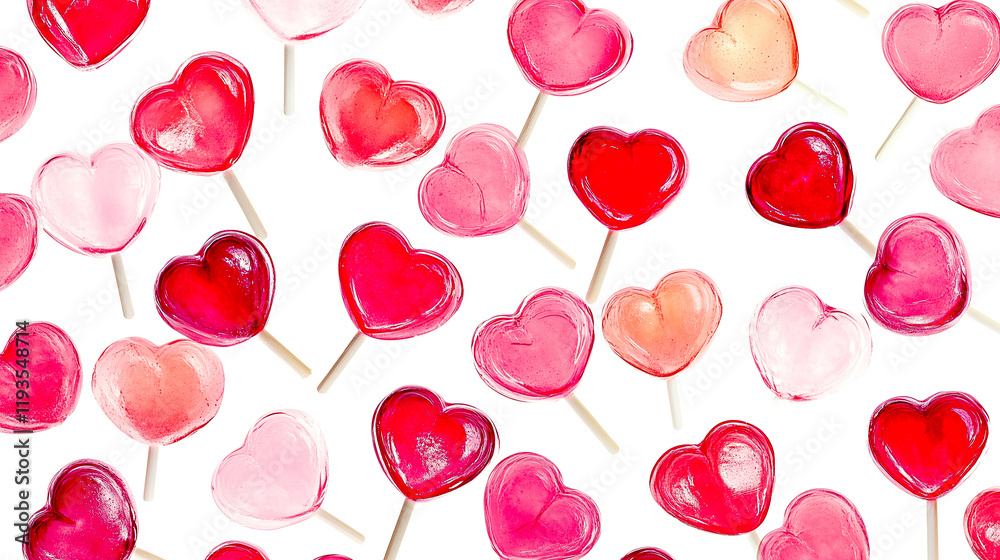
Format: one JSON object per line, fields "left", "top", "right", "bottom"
{"left": 28, "top": 0, "right": 150, "bottom": 70}
{"left": 474, "top": 287, "right": 619, "bottom": 453}
{"left": 759, "top": 489, "right": 869, "bottom": 560}
{"left": 318, "top": 222, "right": 462, "bottom": 392}
{"left": 485, "top": 452, "right": 600, "bottom": 560}
{"left": 877, "top": 1, "right": 1000, "bottom": 160}
{"left": 602, "top": 270, "right": 722, "bottom": 428}
{"left": 869, "top": 392, "right": 989, "bottom": 560}
{"left": 213, "top": 410, "right": 364, "bottom": 542}
{"left": 242, "top": 0, "right": 364, "bottom": 115}
{"left": 373, "top": 386, "right": 496, "bottom": 560}
{"left": 93, "top": 338, "right": 224, "bottom": 501}
{"left": 206, "top": 541, "right": 268, "bottom": 560}
{"left": 507, "top": 0, "right": 632, "bottom": 147}
{"left": 407, "top": 0, "right": 473, "bottom": 16}
{"left": 418, "top": 123, "right": 574, "bottom": 268}
{"left": 966, "top": 489, "right": 1000, "bottom": 560}
{"left": 32, "top": 143, "right": 160, "bottom": 319}
{"left": 155, "top": 230, "right": 311, "bottom": 377}
{"left": 622, "top": 549, "right": 674, "bottom": 560}
{"left": 931, "top": 105, "right": 1000, "bottom": 218}
{"left": 0, "top": 48, "right": 36, "bottom": 142}
{"left": 131, "top": 52, "right": 266, "bottom": 239}
{"left": 0, "top": 322, "right": 81, "bottom": 433}
{"left": 0, "top": 194, "right": 38, "bottom": 291}
{"left": 568, "top": 127, "right": 688, "bottom": 303}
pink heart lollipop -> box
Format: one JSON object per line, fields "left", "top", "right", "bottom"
{"left": 32, "top": 143, "right": 160, "bottom": 318}
{"left": 750, "top": 287, "right": 872, "bottom": 401}
{"left": 966, "top": 489, "right": 1000, "bottom": 559}
{"left": 759, "top": 489, "right": 870, "bottom": 560}
{"left": 406, "top": 0, "right": 473, "bottom": 16}
{"left": 0, "top": 48, "right": 36, "bottom": 142}
{"left": 931, "top": 105, "right": 1000, "bottom": 217}
{"left": 206, "top": 541, "right": 268, "bottom": 560}
{"left": 29, "top": 0, "right": 150, "bottom": 70}
{"left": 864, "top": 214, "right": 970, "bottom": 335}
{"left": 213, "top": 410, "right": 365, "bottom": 542}
{"left": 622, "top": 549, "right": 674, "bottom": 560}
{"left": 93, "top": 337, "right": 224, "bottom": 500}
{"left": 0, "top": 194, "right": 38, "bottom": 291}
{"left": 0, "top": 322, "right": 81, "bottom": 433}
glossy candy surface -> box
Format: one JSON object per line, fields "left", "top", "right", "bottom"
{"left": 0, "top": 322, "right": 80, "bottom": 433}
{"left": 931, "top": 105, "right": 1000, "bottom": 217}
{"left": 0, "top": 48, "right": 36, "bottom": 142}
{"left": 29, "top": 0, "right": 150, "bottom": 69}
{"left": 759, "top": 489, "right": 870, "bottom": 560}
{"left": 0, "top": 194, "right": 38, "bottom": 290}
{"left": 243, "top": 0, "right": 364, "bottom": 41}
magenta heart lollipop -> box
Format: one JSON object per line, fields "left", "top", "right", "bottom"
{"left": 966, "top": 489, "right": 1000, "bottom": 559}
{"left": 0, "top": 48, "right": 36, "bottom": 143}
{"left": 0, "top": 322, "right": 81, "bottom": 433}
{"left": 759, "top": 489, "right": 869, "bottom": 560}
{"left": 0, "top": 194, "right": 38, "bottom": 291}
{"left": 931, "top": 105, "right": 1000, "bottom": 217}
{"left": 206, "top": 542, "right": 269, "bottom": 560}
{"left": 622, "top": 549, "right": 674, "bottom": 560}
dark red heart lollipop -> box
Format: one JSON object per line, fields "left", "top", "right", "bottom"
{"left": 0, "top": 322, "right": 81, "bottom": 433}
{"left": 29, "top": 0, "right": 150, "bottom": 70}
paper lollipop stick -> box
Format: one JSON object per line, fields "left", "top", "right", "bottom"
{"left": 834, "top": 0, "right": 869, "bottom": 18}
{"left": 29, "top": 0, "right": 149, "bottom": 70}
{"left": 373, "top": 387, "right": 496, "bottom": 560}
{"left": 876, "top": 1, "right": 1000, "bottom": 161}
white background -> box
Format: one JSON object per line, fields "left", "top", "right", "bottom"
{"left": 3, "top": 0, "right": 1000, "bottom": 559}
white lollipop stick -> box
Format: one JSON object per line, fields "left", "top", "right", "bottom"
{"left": 835, "top": 0, "right": 870, "bottom": 18}
{"left": 318, "top": 331, "right": 366, "bottom": 393}
{"left": 133, "top": 548, "right": 167, "bottom": 560}
{"left": 316, "top": 507, "right": 365, "bottom": 543}
{"left": 257, "top": 329, "right": 311, "bottom": 378}
{"left": 222, "top": 170, "right": 268, "bottom": 240}
{"left": 876, "top": 97, "right": 919, "bottom": 161}
{"left": 517, "top": 92, "right": 549, "bottom": 148}
{"left": 111, "top": 254, "right": 134, "bottom": 319}
{"left": 517, "top": 220, "right": 576, "bottom": 269}
{"left": 586, "top": 230, "right": 619, "bottom": 304}
{"left": 143, "top": 446, "right": 158, "bottom": 501}
{"left": 666, "top": 378, "right": 683, "bottom": 430}
{"left": 927, "top": 499, "right": 939, "bottom": 560}
{"left": 383, "top": 499, "right": 416, "bottom": 560}
{"left": 565, "top": 393, "right": 619, "bottom": 454}
{"left": 748, "top": 530, "right": 762, "bottom": 550}
{"left": 284, "top": 44, "right": 295, "bottom": 116}
{"left": 792, "top": 79, "right": 848, "bottom": 116}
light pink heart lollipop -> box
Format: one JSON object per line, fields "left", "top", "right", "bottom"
{"left": 750, "top": 287, "right": 872, "bottom": 401}
{"left": 212, "top": 410, "right": 364, "bottom": 542}
{"left": 0, "top": 47, "right": 36, "bottom": 143}
{"left": 0, "top": 194, "right": 38, "bottom": 291}
{"left": 931, "top": 105, "right": 1000, "bottom": 217}
{"left": 93, "top": 338, "right": 224, "bottom": 500}
{"left": 406, "top": 0, "right": 473, "bottom": 17}
{"left": 759, "top": 489, "right": 869, "bottom": 560}
{"left": 32, "top": 143, "right": 160, "bottom": 319}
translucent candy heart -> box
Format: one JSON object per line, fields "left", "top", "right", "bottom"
{"left": 485, "top": 452, "right": 600, "bottom": 560}
{"left": 622, "top": 548, "right": 674, "bottom": 560}
{"left": 340, "top": 222, "right": 462, "bottom": 339}
{"left": 864, "top": 214, "right": 969, "bottom": 335}
{"left": 568, "top": 127, "right": 688, "bottom": 230}
{"left": 750, "top": 287, "right": 872, "bottom": 401}
{"left": 966, "top": 489, "right": 1000, "bottom": 560}
{"left": 0, "top": 48, "right": 36, "bottom": 142}
{"left": 883, "top": 1, "right": 1000, "bottom": 103}
{"left": 32, "top": 143, "right": 159, "bottom": 255}
{"left": 869, "top": 391, "right": 988, "bottom": 499}
{"left": 206, "top": 542, "right": 268, "bottom": 560}
{"left": 213, "top": 410, "right": 328, "bottom": 529}
{"left": 244, "top": 0, "right": 364, "bottom": 41}
{"left": 507, "top": 0, "right": 633, "bottom": 95}
{"left": 650, "top": 420, "right": 775, "bottom": 535}
{"left": 24, "top": 460, "right": 137, "bottom": 560}
{"left": 373, "top": 386, "right": 497, "bottom": 500}
{"left": 0, "top": 194, "right": 38, "bottom": 291}
{"left": 747, "top": 122, "right": 854, "bottom": 229}
{"left": 320, "top": 59, "right": 445, "bottom": 168}
{"left": 406, "top": 0, "right": 473, "bottom": 17}
{"left": 0, "top": 322, "right": 80, "bottom": 433}
{"left": 931, "top": 105, "right": 1000, "bottom": 217}
{"left": 418, "top": 124, "right": 529, "bottom": 237}
{"left": 759, "top": 489, "right": 869, "bottom": 560}
{"left": 92, "top": 338, "right": 224, "bottom": 447}
{"left": 473, "top": 287, "right": 593, "bottom": 401}
{"left": 131, "top": 53, "right": 254, "bottom": 174}
{"left": 684, "top": 0, "right": 799, "bottom": 102}
{"left": 602, "top": 270, "right": 722, "bottom": 378}
{"left": 29, "top": 0, "right": 150, "bottom": 70}
{"left": 155, "top": 231, "right": 274, "bottom": 346}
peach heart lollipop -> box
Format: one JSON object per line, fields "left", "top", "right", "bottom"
{"left": 602, "top": 270, "right": 722, "bottom": 429}
{"left": 32, "top": 143, "right": 159, "bottom": 319}
{"left": 931, "top": 105, "right": 1000, "bottom": 217}
{"left": 0, "top": 322, "right": 81, "bottom": 433}
{"left": 213, "top": 410, "right": 365, "bottom": 542}
{"left": 759, "top": 489, "right": 869, "bottom": 560}
{"left": 0, "top": 48, "right": 36, "bottom": 143}
{"left": 93, "top": 338, "right": 224, "bottom": 501}
{"left": 473, "top": 287, "right": 619, "bottom": 453}
{"left": 0, "top": 194, "right": 38, "bottom": 291}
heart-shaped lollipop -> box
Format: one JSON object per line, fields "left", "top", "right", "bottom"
{"left": 206, "top": 541, "right": 268, "bottom": 560}
{"left": 966, "top": 489, "right": 1000, "bottom": 559}
{"left": 750, "top": 287, "right": 872, "bottom": 401}
{"left": 684, "top": 0, "right": 799, "bottom": 102}
{"left": 883, "top": 1, "right": 1000, "bottom": 104}
{"left": 622, "top": 548, "right": 674, "bottom": 560}
{"left": 244, "top": 0, "right": 365, "bottom": 41}
{"left": 29, "top": 0, "right": 150, "bottom": 70}
{"left": 869, "top": 392, "right": 988, "bottom": 499}
{"left": 419, "top": 124, "right": 529, "bottom": 237}
{"left": 931, "top": 105, "right": 1000, "bottom": 217}
{"left": 507, "top": 0, "right": 632, "bottom": 95}
{"left": 650, "top": 420, "right": 775, "bottom": 535}
{"left": 864, "top": 214, "right": 969, "bottom": 335}
{"left": 24, "top": 460, "right": 137, "bottom": 560}
{"left": 320, "top": 59, "right": 445, "bottom": 168}
{"left": 747, "top": 122, "right": 854, "bottom": 228}
{"left": 406, "top": 0, "right": 473, "bottom": 16}
{"left": 0, "top": 322, "right": 81, "bottom": 433}
{"left": 485, "top": 452, "right": 600, "bottom": 560}
{"left": 0, "top": 48, "right": 36, "bottom": 142}
{"left": 0, "top": 194, "right": 38, "bottom": 291}
{"left": 759, "top": 489, "right": 869, "bottom": 560}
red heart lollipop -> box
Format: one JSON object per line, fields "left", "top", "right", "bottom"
{"left": 966, "top": 489, "right": 1000, "bottom": 559}
{"left": 747, "top": 122, "right": 854, "bottom": 229}
{"left": 622, "top": 548, "right": 674, "bottom": 560}
{"left": 0, "top": 194, "right": 38, "bottom": 291}
{"left": 0, "top": 48, "right": 36, "bottom": 142}
{"left": 650, "top": 420, "right": 775, "bottom": 536}
{"left": 0, "top": 322, "right": 81, "bottom": 433}
{"left": 869, "top": 391, "right": 988, "bottom": 499}
{"left": 29, "top": 0, "right": 150, "bottom": 70}
{"left": 206, "top": 542, "right": 268, "bottom": 560}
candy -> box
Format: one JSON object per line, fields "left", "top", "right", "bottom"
{"left": 0, "top": 322, "right": 80, "bottom": 433}
{"left": 485, "top": 452, "right": 600, "bottom": 560}
{"left": 931, "top": 105, "right": 1000, "bottom": 217}
{"left": 320, "top": 59, "right": 445, "bottom": 167}
{"left": 966, "top": 489, "right": 1000, "bottom": 560}
{"left": 0, "top": 194, "right": 38, "bottom": 291}
{"left": 747, "top": 122, "right": 854, "bottom": 228}
{"left": 406, "top": 0, "right": 473, "bottom": 16}
{"left": 759, "top": 489, "right": 869, "bottom": 560}
{"left": 684, "top": 0, "right": 798, "bottom": 102}
{"left": 864, "top": 214, "right": 969, "bottom": 335}
{"left": 24, "top": 460, "right": 137, "bottom": 560}
{"left": 507, "top": 0, "right": 632, "bottom": 96}
{"left": 622, "top": 549, "right": 674, "bottom": 560}
{"left": 869, "top": 391, "right": 988, "bottom": 499}
{"left": 206, "top": 542, "right": 268, "bottom": 560}
{"left": 243, "top": 0, "right": 364, "bottom": 41}
{"left": 0, "top": 48, "right": 36, "bottom": 142}
{"left": 29, "top": 0, "right": 150, "bottom": 70}
{"left": 750, "top": 287, "right": 871, "bottom": 401}
{"left": 650, "top": 420, "right": 775, "bottom": 535}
